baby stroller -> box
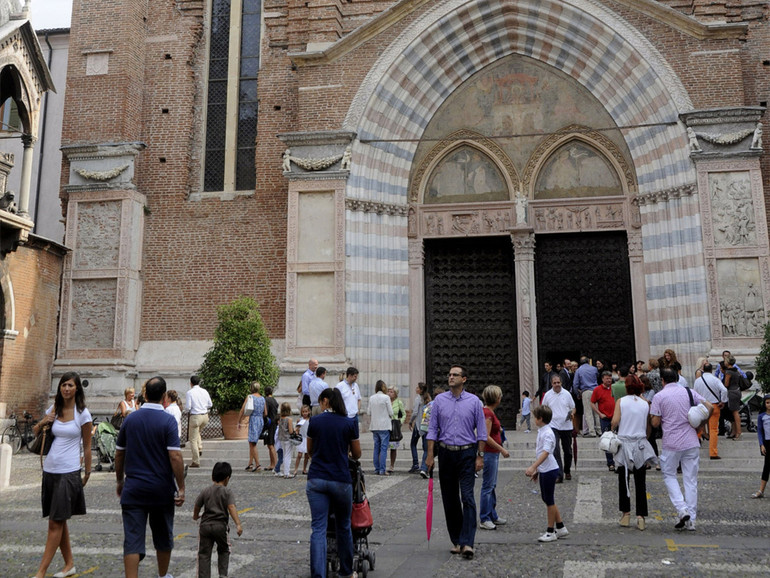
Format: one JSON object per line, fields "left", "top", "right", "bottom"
{"left": 722, "top": 389, "right": 760, "bottom": 435}
{"left": 327, "top": 459, "right": 376, "bottom": 577}
{"left": 93, "top": 419, "right": 118, "bottom": 471}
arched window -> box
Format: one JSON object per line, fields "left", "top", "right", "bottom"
{"left": 424, "top": 145, "right": 508, "bottom": 204}
{"left": 203, "top": 0, "right": 260, "bottom": 193}
{"left": 534, "top": 140, "right": 623, "bottom": 200}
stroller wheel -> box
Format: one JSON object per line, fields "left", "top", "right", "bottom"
{"left": 95, "top": 463, "right": 102, "bottom": 472}
{"left": 361, "top": 562, "right": 368, "bottom": 578}
{"left": 109, "top": 463, "right": 115, "bottom": 472}
{"left": 369, "top": 550, "right": 375, "bottom": 570}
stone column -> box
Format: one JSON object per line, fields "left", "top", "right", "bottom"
{"left": 627, "top": 227, "right": 650, "bottom": 360}
{"left": 408, "top": 237, "right": 425, "bottom": 394}
{"left": 511, "top": 228, "right": 537, "bottom": 397}
{"left": 16, "top": 135, "right": 35, "bottom": 219}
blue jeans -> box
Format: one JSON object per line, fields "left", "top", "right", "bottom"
{"left": 275, "top": 447, "right": 284, "bottom": 472}
{"left": 372, "top": 430, "right": 390, "bottom": 474}
{"left": 306, "top": 477, "right": 353, "bottom": 578}
{"left": 479, "top": 452, "right": 499, "bottom": 522}
{"left": 437, "top": 446, "right": 478, "bottom": 547}
{"left": 419, "top": 434, "right": 429, "bottom": 472}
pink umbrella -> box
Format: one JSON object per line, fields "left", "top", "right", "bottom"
{"left": 426, "top": 467, "right": 434, "bottom": 543}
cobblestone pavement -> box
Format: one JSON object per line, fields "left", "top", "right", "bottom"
{"left": 1, "top": 432, "right": 769, "bottom": 577}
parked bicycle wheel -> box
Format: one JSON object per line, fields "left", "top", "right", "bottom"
{"left": 1, "top": 425, "right": 22, "bottom": 454}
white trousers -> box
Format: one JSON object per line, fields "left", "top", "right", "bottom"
{"left": 660, "top": 446, "right": 700, "bottom": 520}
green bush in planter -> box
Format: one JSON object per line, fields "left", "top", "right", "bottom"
{"left": 198, "top": 297, "right": 280, "bottom": 413}
{"left": 754, "top": 322, "right": 770, "bottom": 394}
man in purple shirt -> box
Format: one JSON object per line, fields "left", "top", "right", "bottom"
{"left": 425, "top": 365, "right": 487, "bottom": 560}
{"left": 651, "top": 368, "right": 713, "bottom": 531}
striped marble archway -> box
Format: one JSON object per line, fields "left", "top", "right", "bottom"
{"left": 343, "top": 0, "right": 707, "bottom": 391}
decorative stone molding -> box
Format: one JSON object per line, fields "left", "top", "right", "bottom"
{"left": 277, "top": 131, "right": 356, "bottom": 181}
{"left": 345, "top": 198, "right": 408, "bottom": 217}
{"left": 634, "top": 184, "right": 697, "bottom": 205}
{"left": 680, "top": 107, "right": 765, "bottom": 158}
{"left": 62, "top": 142, "right": 146, "bottom": 193}
{"left": 523, "top": 124, "right": 635, "bottom": 194}
{"left": 74, "top": 164, "right": 130, "bottom": 181}
{"left": 409, "top": 129, "right": 519, "bottom": 204}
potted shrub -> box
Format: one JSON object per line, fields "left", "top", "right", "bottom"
{"left": 754, "top": 321, "right": 770, "bottom": 394}
{"left": 198, "top": 296, "right": 280, "bottom": 439}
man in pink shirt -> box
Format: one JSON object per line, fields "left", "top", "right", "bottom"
{"left": 650, "top": 368, "right": 713, "bottom": 531}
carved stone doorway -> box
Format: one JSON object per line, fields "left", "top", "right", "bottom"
{"left": 423, "top": 236, "right": 519, "bottom": 425}
{"left": 534, "top": 232, "right": 636, "bottom": 367}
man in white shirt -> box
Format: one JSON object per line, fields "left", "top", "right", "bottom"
{"left": 542, "top": 374, "right": 576, "bottom": 482}
{"left": 335, "top": 366, "right": 362, "bottom": 423}
{"left": 301, "top": 359, "right": 318, "bottom": 407}
{"left": 185, "top": 375, "right": 212, "bottom": 468}
{"left": 693, "top": 363, "right": 728, "bottom": 460}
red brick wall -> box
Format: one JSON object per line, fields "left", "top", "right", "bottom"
{"left": 0, "top": 238, "right": 65, "bottom": 416}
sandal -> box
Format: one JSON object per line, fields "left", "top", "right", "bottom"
{"left": 245, "top": 465, "right": 254, "bottom": 471}
{"left": 450, "top": 544, "right": 461, "bottom": 555}
{"left": 254, "top": 465, "right": 262, "bottom": 472}
{"left": 751, "top": 491, "right": 764, "bottom": 499}
{"left": 608, "top": 465, "right": 615, "bottom": 472}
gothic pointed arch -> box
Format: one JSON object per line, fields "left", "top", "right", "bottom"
{"left": 525, "top": 125, "right": 637, "bottom": 200}
{"left": 409, "top": 130, "right": 519, "bottom": 204}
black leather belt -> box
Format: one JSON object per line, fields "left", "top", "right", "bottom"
{"left": 438, "top": 442, "right": 474, "bottom": 451}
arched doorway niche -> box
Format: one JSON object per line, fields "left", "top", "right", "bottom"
{"left": 408, "top": 118, "right": 649, "bottom": 406}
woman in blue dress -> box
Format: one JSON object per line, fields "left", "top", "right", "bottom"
{"left": 238, "top": 381, "right": 267, "bottom": 471}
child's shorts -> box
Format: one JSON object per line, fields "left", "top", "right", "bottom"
{"left": 539, "top": 468, "right": 560, "bottom": 506}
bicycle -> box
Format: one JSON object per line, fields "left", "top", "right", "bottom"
{"left": 1, "top": 411, "right": 37, "bottom": 454}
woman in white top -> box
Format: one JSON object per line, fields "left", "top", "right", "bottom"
{"left": 610, "top": 374, "right": 657, "bottom": 531}
{"left": 33, "top": 371, "right": 93, "bottom": 578}
{"left": 367, "top": 380, "right": 394, "bottom": 475}
{"left": 118, "top": 387, "right": 137, "bottom": 417}
{"left": 164, "top": 390, "right": 184, "bottom": 442}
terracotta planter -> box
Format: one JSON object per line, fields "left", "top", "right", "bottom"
{"left": 220, "top": 410, "right": 248, "bottom": 440}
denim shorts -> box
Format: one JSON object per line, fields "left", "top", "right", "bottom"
{"left": 122, "top": 503, "right": 175, "bottom": 559}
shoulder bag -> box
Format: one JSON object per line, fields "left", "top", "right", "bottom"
{"left": 110, "top": 402, "right": 125, "bottom": 430}
{"left": 244, "top": 395, "right": 254, "bottom": 417}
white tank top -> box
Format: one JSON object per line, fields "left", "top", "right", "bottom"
{"left": 617, "top": 395, "right": 649, "bottom": 437}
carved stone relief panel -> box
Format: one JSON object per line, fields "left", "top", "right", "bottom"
{"left": 532, "top": 199, "right": 626, "bottom": 233}
{"left": 708, "top": 171, "right": 756, "bottom": 248}
{"left": 69, "top": 279, "right": 117, "bottom": 349}
{"left": 75, "top": 201, "right": 122, "bottom": 269}
{"left": 420, "top": 204, "right": 513, "bottom": 238}
{"left": 717, "top": 258, "right": 764, "bottom": 337}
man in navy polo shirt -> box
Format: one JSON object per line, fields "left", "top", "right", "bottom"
{"left": 116, "top": 376, "right": 186, "bottom": 578}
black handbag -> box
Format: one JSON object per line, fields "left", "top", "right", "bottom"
{"left": 390, "top": 419, "right": 403, "bottom": 442}
{"left": 29, "top": 424, "right": 54, "bottom": 457}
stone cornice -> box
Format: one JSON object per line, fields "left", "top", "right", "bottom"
{"left": 288, "top": 0, "right": 747, "bottom": 67}
{"left": 634, "top": 183, "right": 697, "bottom": 206}
{"left": 346, "top": 198, "right": 408, "bottom": 217}
{"left": 277, "top": 131, "right": 356, "bottom": 147}
{"left": 61, "top": 142, "right": 146, "bottom": 160}
{"left": 680, "top": 107, "right": 765, "bottom": 127}
{"left": 608, "top": 0, "right": 748, "bottom": 40}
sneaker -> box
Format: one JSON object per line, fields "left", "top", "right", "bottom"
{"left": 479, "top": 520, "right": 497, "bottom": 530}
{"left": 555, "top": 527, "right": 569, "bottom": 538}
{"left": 524, "top": 429, "right": 531, "bottom": 433}
{"left": 492, "top": 517, "right": 507, "bottom": 526}
{"left": 538, "top": 531, "right": 558, "bottom": 542}
{"left": 685, "top": 519, "right": 696, "bottom": 531}
{"left": 675, "top": 510, "right": 690, "bottom": 529}
{"left": 419, "top": 469, "right": 429, "bottom": 479}
{"left": 408, "top": 466, "right": 419, "bottom": 473}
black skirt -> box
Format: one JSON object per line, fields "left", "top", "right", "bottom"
{"left": 42, "top": 470, "right": 86, "bottom": 521}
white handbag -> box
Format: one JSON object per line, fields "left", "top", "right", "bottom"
{"left": 244, "top": 395, "right": 254, "bottom": 417}
{"left": 598, "top": 430, "right": 621, "bottom": 454}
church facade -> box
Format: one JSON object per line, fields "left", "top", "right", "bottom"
{"left": 55, "top": 0, "right": 770, "bottom": 415}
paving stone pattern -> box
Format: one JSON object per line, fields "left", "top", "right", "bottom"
{"left": 1, "top": 430, "right": 769, "bottom": 577}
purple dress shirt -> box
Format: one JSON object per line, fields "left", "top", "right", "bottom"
{"left": 426, "top": 390, "right": 488, "bottom": 446}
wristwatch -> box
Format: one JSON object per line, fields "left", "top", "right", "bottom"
{"left": 477, "top": 451, "right": 485, "bottom": 457}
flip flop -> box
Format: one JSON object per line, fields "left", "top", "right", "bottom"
{"left": 254, "top": 465, "right": 262, "bottom": 472}
{"left": 244, "top": 465, "right": 254, "bottom": 471}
